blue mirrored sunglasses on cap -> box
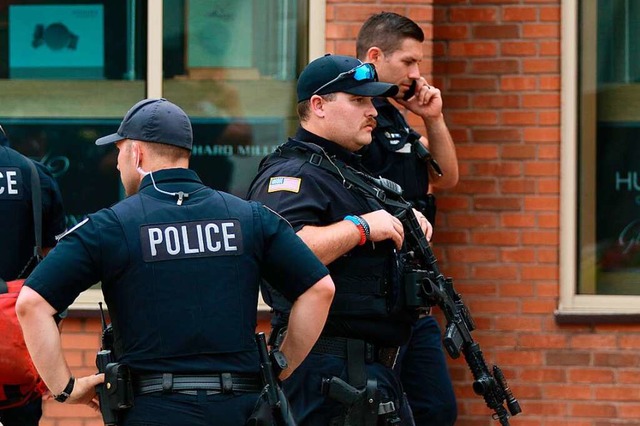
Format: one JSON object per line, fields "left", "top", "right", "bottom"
{"left": 312, "top": 63, "right": 377, "bottom": 95}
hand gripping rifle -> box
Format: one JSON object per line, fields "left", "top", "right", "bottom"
{"left": 254, "top": 332, "right": 297, "bottom": 426}
{"left": 394, "top": 206, "right": 522, "bottom": 425}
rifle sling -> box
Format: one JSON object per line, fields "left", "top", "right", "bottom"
{"left": 277, "top": 145, "right": 410, "bottom": 213}
{"left": 15, "top": 159, "right": 43, "bottom": 279}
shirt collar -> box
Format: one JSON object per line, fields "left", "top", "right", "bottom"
{"left": 138, "top": 168, "right": 202, "bottom": 192}
{"left": 292, "top": 126, "right": 363, "bottom": 166}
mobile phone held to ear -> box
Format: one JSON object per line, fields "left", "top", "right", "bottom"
{"left": 403, "top": 80, "right": 417, "bottom": 101}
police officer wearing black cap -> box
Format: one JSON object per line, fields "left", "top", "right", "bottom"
{"left": 0, "top": 125, "right": 65, "bottom": 426}
{"left": 16, "top": 98, "right": 335, "bottom": 426}
{"left": 247, "top": 55, "right": 432, "bottom": 425}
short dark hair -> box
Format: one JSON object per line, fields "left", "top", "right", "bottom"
{"left": 297, "top": 93, "right": 337, "bottom": 122}
{"left": 143, "top": 140, "right": 191, "bottom": 161}
{"left": 356, "top": 12, "right": 424, "bottom": 59}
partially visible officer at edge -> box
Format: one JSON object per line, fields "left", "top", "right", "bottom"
{"left": 16, "top": 98, "right": 335, "bottom": 426}
{"left": 0, "top": 124, "right": 66, "bottom": 426}
{"left": 357, "top": 12, "right": 458, "bottom": 220}
{"left": 0, "top": 125, "right": 66, "bottom": 280}
{"left": 357, "top": 12, "right": 460, "bottom": 426}
{"left": 247, "top": 55, "right": 432, "bottom": 425}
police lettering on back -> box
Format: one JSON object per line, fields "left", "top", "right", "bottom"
{"left": 0, "top": 167, "right": 23, "bottom": 199}
{"left": 141, "top": 219, "right": 244, "bottom": 262}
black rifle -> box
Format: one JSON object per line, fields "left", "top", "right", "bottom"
{"left": 254, "top": 332, "right": 297, "bottom": 426}
{"left": 395, "top": 206, "right": 522, "bottom": 426}
{"left": 272, "top": 147, "right": 521, "bottom": 424}
{"left": 96, "top": 303, "right": 133, "bottom": 426}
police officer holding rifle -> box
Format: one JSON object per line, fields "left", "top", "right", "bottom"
{"left": 247, "top": 54, "right": 432, "bottom": 425}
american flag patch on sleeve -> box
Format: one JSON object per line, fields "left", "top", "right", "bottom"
{"left": 268, "top": 176, "right": 302, "bottom": 193}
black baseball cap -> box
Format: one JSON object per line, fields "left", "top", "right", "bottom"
{"left": 297, "top": 54, "right": 398, "bottom": 102}
{"left": 95, "top": 98, "right": 193, "bottom": 150}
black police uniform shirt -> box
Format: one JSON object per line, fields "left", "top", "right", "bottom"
{"left": 0, "top": 146, "right": 65, "bottom": 281}
{"left": 361, "top": 97, "right": 429, "bottom": 204}
{"left": 247, "top": 127, "right": 412, "bottom": 347}
{"left": 25, "top": 168, "right": 328, "bottom": 374}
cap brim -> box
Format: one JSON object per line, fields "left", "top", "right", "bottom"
{"left": 95, "top": 133, "right": 126, "bottom": 146}
{"left": 344, "top": 81, "right": 399, "bottom": 98}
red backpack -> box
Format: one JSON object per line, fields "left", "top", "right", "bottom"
{"left": 0, "top": 158, "right": 47, "bottom": 409}
{"left": 0, "top": 279, "right": 47, "bottom": 409}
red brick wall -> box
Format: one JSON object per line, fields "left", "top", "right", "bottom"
{"left": 43, "top": 1, "right": 640, "bottom": 425}
{"left": 326, "top": 0, "right": 640, "bottom": 425}
{"left": 41, "top": 318, "right": 105, "bottom": 426}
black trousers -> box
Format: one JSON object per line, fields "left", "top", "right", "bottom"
{"left": 122, "top": 391, "right": 260, "bottom": 426}
{"left": 394, "top": 316, "right": 457, "bottom": 426}
{"left": 0, "top": 396, "right": 42, "bottom": 426}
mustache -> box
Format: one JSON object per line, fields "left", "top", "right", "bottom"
{"left": 364, "top": 118, "right": 377, "bottom": 129}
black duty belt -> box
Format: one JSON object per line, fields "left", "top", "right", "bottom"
{"left": 311, "top": 336, "right": 400, "bottom": 369}
{"left": 134, "top": 373, "right": 262, "bottom": 396}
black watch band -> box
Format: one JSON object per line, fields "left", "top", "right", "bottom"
{"left": 54, "top": 376, "right": 75, "bottom": 403}
{"left": 270, "top": 349, "right": 288, "bottom": 378}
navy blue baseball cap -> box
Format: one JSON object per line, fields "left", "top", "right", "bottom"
{"left": 96, "top": 98, "right": 193, "bottom": 150}
{"left": 297, "top": 54, "right": 398, "bottom": 102}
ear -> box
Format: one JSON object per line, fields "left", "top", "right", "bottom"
{"left": 309, "top": 95, "right": 326, "bottom": 118}
{"left": 130, "top": 140, "right": 144, "bottom": 166}
{"left": 365, "top": 47, "right": 384, "bottom": 65}
{"left": 130, "top": 141, "right": 139, "bottom": 158}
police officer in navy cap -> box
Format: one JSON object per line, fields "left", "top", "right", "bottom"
{"left": 0, "top": 124, "right": 65, "bottom": 426}
{"left": 247, "top": 55, "right": 432, "bottom": 425}
{"left": 16, "top": 98, "right": 335, "bottom": 425}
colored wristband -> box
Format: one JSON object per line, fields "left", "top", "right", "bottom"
{"left": 357, "top": 216, "right": 371, "bottom": 241}
{"left": 344, "top": 215, "right": 367, "bottom": 246}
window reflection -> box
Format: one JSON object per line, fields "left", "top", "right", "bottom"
{"left": 579, "top": 0, "right": 640, "bottom": 296}
{"left": 0, "top": 0, "right": 148, "bottom": 226}
{"left": 163, "top": 0, "right": 304, "bottom": 197}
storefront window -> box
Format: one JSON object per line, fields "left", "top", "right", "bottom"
{"left": 561, "top": 0, "right": 640, "bottom": 316}
{"left": 1, "top": 0, "right": 318, "bottom": 309}
{"left": 578, "top": 0, "right": 640, "bottom": 298}
{"left": 0, "top": 0, "right": 148, "bottom": 225}
{"left": 162, "top": 0, "right": 307, "bottom": 197}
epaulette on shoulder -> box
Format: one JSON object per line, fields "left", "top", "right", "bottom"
{"left": 261, "top": 205, "right": 293, "bottom": 228}
{"left": 55, "top": 217, "right": 89, "bottom": 241}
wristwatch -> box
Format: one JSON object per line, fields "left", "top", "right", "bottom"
{"left": 270, "top": 349, "right": 289, "bottom": 378}
{"left": 54, "top": 376, "right": 75, "bottom": 403}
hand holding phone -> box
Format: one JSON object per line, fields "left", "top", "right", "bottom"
{"left": 402, "top": 80, "right": 417, "bottom": 101}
